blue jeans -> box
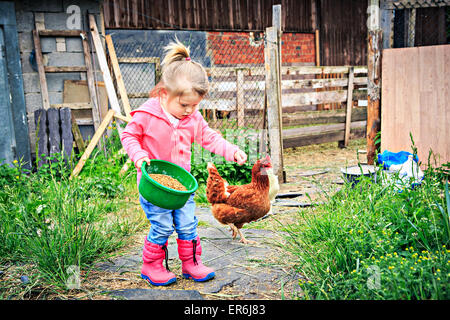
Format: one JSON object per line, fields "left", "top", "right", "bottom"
{"left": 139, "top": 193, "right": 198, "bottom": 245}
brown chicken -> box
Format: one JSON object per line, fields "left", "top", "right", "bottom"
{"left": 206, "top": 156, "right": 272, "bottom": 244}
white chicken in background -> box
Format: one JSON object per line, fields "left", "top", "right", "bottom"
{"left": 266, "top": 164, "right": 280, "bottom": 215}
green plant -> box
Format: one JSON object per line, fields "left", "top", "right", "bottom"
{"left": 282, "top": 161, "right": 450, "bottom": 300}
{"left": 0, "top": 131, "right": 139, "bottom": 291}
{"left": 190, "top": 128, "right": 261, "bottom": 187}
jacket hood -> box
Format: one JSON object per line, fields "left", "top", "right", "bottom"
{"left": 130, "top": 98, "right": 199, "bottom": 124}
{"left": 130, "top": 98, "right": 165, "bottom": 119}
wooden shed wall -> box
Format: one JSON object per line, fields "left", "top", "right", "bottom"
{"left": 381, "top": 44, "right": 450, "bottom": 167}
{"left": 103, "top": 0, "right": 368, "bottom": 66}
{"left": 318, "top": 0, "right": 368, "bottom": 66}
{"left": 102, "top": 0, "right": 314, "bottom": 32}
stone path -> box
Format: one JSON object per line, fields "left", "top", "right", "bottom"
{"left": 94, "top": 139, "right": 366, "bottom": 300}
{"left": 96, "top": 206, "right": 303, "bottom": 300}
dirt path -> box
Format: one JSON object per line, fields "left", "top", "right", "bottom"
{"left": 81, "top": 139, "right": 366, "bottom": 300}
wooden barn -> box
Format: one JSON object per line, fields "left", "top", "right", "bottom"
{"left": 0, "top": 0, "right": 448, "bottom": 171}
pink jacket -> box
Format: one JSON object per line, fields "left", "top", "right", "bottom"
{"left": 120, "top": 98, "right": 240, "bottom": 186}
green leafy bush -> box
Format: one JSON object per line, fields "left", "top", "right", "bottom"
{"left": 0, "top": 136, "right": 136, "bottom": 290}
{"left": 283, "top": 162, "right": 450, "bottom": 300}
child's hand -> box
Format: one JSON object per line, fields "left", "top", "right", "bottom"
{"left": 234, "top": 150, "right": 247, "bottom": 165}
{"left": 136, "top": 157, "right": 151, "bottom": 169}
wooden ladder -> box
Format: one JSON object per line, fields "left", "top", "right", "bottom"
{"left": 32, "top": 29, "right": 102, "bottom": 133}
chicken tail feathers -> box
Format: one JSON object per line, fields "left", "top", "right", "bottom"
{"left": 206, "top": 162, "right": 229, "bottom": 204}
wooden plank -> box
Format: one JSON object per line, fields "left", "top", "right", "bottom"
{"left": 63, "top": 80, "right": 108, "bottom": 120}
{"left": 51, "top": 102, "right": 92, "bottom": 109}
{"left": 2, "top": 19, "right": 31, "bottom": 168}
{"left": 38, "top": 29, "right": 83, "bottom": 37}
{"left": 47, "top": 108, "right": 61, "bottom": 157}
{"left": 44, "top": 66, "right": 87, "bottom": 73}
{"left": 34, "top": 12, "right": 45, "bottom": 31}
{"left": 315, "top": 29, "right": 320, "bottom": 66}
{"left": 34, "top": 109, "right": 48, "bottom": 166}
{"left": 282, "top": 90, "right": 347, "bottom": 107}
{"left": 382, "top": 45, "right": 450, "bottom": 167}
{"left": 113, "top": 113, "right": 132, "bottom": 123}
{"left": 88, "top": 15, "right": 123, "bottom": 120}
{"left": 127, "top": 92, "right": 150, "bottom": 99}
{"left": 70, "top": 109, "right": 115, "bottom": 179}
{"left": 236, "top": 68, "right": 244, "bottom": 127}
{"left": 59, "top": 107, "right": 73, "bottom": 161}
{"left": 282, "top": 65, "right": 368, "bottom": 76}
{"left": 283, "top": 121, "right": 366, "bottom": 138}
{"left": 343, "top": 67, "right": 355, "bottom": 147}
{"left": 81, "top": 31, "right": 102, "bottom": 133}
{"left": 75, "top": 118, "right": 94, "bottom": 125}
{"left": 32, "top": 30, "right": 50, "bottom": 110}
{"left": 380, "top": 48, "right": 395, "bottom": 155}
{"left": 117, "top": 57, "right": 160, "bottom": 63}
{"left": 205, "top": 65, "right": 368, "bottom": 78}
{"left": 281, "top": 77, "right": 367, "bottom": 90}
{"left": 265, "top": 26, "right": 285, "bottom": 183}
{"left": 71, "top": 115, "right": 85, "bottom": 153}
{"left": 283, "top": 124, "right": 366, "bottom": 149}
{"left": 105, "top": 34, "right": 132, "bottom": 118}
{"left": 282, "top": 107, "right": 367, "bottom": 127}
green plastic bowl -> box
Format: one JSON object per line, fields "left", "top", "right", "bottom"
{"left": 139, "top": 160, "right": 198, "bottom": 210}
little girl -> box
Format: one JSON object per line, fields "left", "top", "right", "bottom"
{"left": 121, "top": 39, "right": 247, "bottom": 286}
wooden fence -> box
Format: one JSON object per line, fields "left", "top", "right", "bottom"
{"left": 201, "top": 65, "right": 368, "bottom": 147}
{"left": 280, "top": 65, "right": 368, "bottom": 148}
{"left": 34, "top": 108, "right": 74, "bottom": 166}
{"left": 381, "top": 44, "right": 450, "bottom": 166}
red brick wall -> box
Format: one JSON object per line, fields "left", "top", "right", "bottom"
{"left": 207, "top": 31, "right": 316, "bottom": 65}
{"left": 282, "top": 33, "right": 316, "bottom": 64}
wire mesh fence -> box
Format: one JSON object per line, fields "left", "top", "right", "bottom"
{"left": 107, "top": 30, "right": 269, "bottom": 165}
{"left": 384, "top": 0, "right": 450, "bottom": 48}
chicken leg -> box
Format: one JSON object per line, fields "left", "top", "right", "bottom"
{"left": 227, "top": 223, "right": 237, "bottom": 239}
{"left": 228, "top": 223, "right": 256, "bottom": 245}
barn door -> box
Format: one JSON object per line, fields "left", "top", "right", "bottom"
{"left": 0, "top": 26, "right": 17, "bottom": 166}
{"left": 0, "top": 1, "right": 31, "bottom": 169}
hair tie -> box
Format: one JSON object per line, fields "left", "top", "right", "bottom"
{"left": 185, "top": 57, "right": 191, "bottom": 61}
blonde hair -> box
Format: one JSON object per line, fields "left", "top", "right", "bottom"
{"left": 150, "top": 38, "right": 209, "bottom": 98}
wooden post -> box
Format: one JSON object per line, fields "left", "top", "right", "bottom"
{"left": 341, "top": 67, "right": 355, "bottom": 147}
{"left": 88, "top": 14, "right": 124, "bottom": 133}
{"left": 34, "top": 109, "right": 48, "bottom": 167}
{"left": 272, "top": 5, "right": 286, "bottom": 183}
{"left": 71, "top": 115, "right": 85, "bottom": 153}
{"left": 105, "top": 34, "right": 132, "bottom": 118}
{"left": 380, "top": 1, "right": 394, "bottom": 49}
{"left": 81, "top": 32, "right": 102, "bottom": 134}
{"left": 236, "top": 68, "right": 245, "bottom": 127}
{"left": 32, "top": 30, "right": 50, "bottom": 110}
{"left": 70, "top": 109, "right": 115, "bottom": 179}
{"left": 367, "top": 0, "right": 382, "bottom": 164}
{"left": 60, "top": 107, "right": 73, "bottom": 162}
{"left": 265, "top": 26, "right": 285, "bottom": 183}
{"left": 315, "top": 29, "right": 321, "bottom": 66}
{"left": 47, "top": 108, "right": 61, "bottom": 158}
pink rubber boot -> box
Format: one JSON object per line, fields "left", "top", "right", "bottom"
{"left": 141, "top": 238, "right": 176, "bottom": 286}
{"left": 177, "top": 236, "right": 215, "bottom": 282}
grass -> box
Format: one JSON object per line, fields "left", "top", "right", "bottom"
{"left": 0, "top": 129, "right": 145, "bottom": 299}
{"left": 281, "top": 155, "right": 450, "bottom": 299}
